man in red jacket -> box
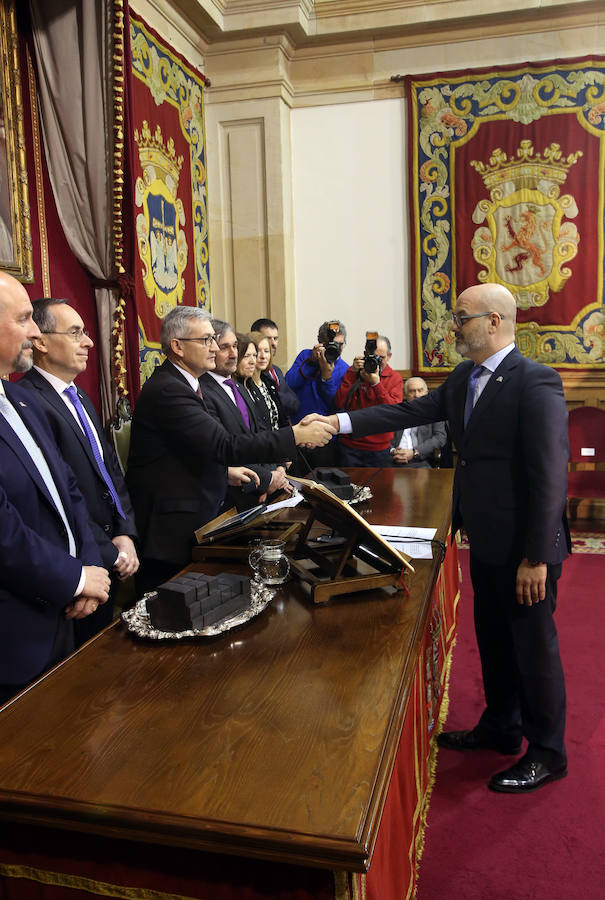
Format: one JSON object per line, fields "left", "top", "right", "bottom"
{"left": 335, "top": 334, "right": 403, "bottom": 467}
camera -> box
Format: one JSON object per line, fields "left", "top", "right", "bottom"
{"left": 322, "top": 322, "right": 344, "bottom": 364}
{"left": 363, "top": 331, "right": 381, "bottom": 374}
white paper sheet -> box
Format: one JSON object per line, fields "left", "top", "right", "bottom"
{"left": 372, "top": 525, "right": 438, "bottom": 559}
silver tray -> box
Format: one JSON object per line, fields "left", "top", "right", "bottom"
{"left": 121, "top": 579, "right": 274, "bottom": 640}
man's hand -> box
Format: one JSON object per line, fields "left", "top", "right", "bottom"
{"left": 352, "top": 355, "right": 379, "bottom": 386}
{"left": 227, "top": 466, "right": 260, "bottom": 488}
{"left": 292, "top": 418, "right": 336, "bottom": 447}
{"left": 66, "top": 565, "right": 111, "bottom": 619}
{"left": 300, "top": 413, "right": 340, "bottom": 433}
{"left": 268, "top": 466, "right": 293, "bottom": 496}
{"left": 311, "top": 343, "right": 335, "bottom": 381}
{"left": 112, "top": 534, "right": 139, "bottom": 580}
{"left": 81, "top": 565, "right": 111, "bottom": 602}
{"left": 516, "top": 559, "right": 547, "bottom": 606}
{"left": 64, "top": 596, "right": 105, "bottom": 620}
{"left": 391, "top": 447, "right": 414, "bottom": 464}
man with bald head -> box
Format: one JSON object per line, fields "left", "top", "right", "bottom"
{"left": 0, "top": 273, "right": 110, "bottom": 704}
{"left": 304, "top": 283, "right": 570, "bottom": 793}
{"left": 390, "top": 377, "right": 447, "bottom": 467}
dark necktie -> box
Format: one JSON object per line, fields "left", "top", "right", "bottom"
{"left": 224, "top": 379, "right": 250, "bottom": 428}
{"left": 64, "top": 385, "right": 126, "bottom": 519}
{"left": 463, "top": 365, "right": 484, "bottom": 427}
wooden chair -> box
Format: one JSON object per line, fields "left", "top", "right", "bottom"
{"left": 109, "top": 397, "right": 132, "bottom": 476}
{"left": 567, "top": 406, "right": 605, "bottom": 519}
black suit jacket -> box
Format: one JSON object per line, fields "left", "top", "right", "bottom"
{"left": 270, "top": 364, "right": 299, "bottom": 421}
{"left": 199, "top": 373, "right": 274, "bottom": 498}
{"left": 19, "top": 368, "right": 137, "bottom": 570}
{"left": 127, "top": 360, "right": 297, "bottom": 567}
{"left": 349, "top": 348, "right": 570, "bottom": 566}
{"left": 0, "top": 381, "right": 102, "bottom": 684}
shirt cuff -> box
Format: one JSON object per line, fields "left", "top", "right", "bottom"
{"left": 73, "top": 567, "right": 86, "bottom": 598}
{"left": 337, "top": 412, "right": 352, "bottom": 434}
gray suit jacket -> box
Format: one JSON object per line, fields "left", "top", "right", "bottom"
{"left": 391, "top": 421, "right": 447, "bottom": 462}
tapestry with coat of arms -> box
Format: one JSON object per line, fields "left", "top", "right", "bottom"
{"left": 406, "top": 57, "right": 605, "bottom": 373}
{"left": 129, "top": 13, "right": 210, "bottom": 386}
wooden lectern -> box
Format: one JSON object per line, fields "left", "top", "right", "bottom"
{"left": 288, "top": 478, "right": 414, "bottom": 604}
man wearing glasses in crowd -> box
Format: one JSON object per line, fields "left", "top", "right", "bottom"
{"left": 302, "top": 283, "right": 570, "bottom": 795}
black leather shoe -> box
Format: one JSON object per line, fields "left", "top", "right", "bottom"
{"left": 437, "top": 728, "right": 522, "bottom": 755}
{"left": 488, "top": 758, "right": 568, "bottom": 793}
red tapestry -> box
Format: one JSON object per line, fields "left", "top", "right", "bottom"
{"left": 406, "top": 57, "right": 605, "bottom": 373}
{"left": 128, "top": 13, "right": 210, "bottom": 388}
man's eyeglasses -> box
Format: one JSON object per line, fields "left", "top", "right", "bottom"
{"left": 44, "top": 328, "right": 90, "bottom": 342}
{"left": 177, "top": 333, "right": 218, "bottom": 347}
{"left": 450, "top": 311, "right": 504, "bottom": 328}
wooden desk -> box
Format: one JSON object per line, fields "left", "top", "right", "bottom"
{"left": 0, "top": 468, "right": 459, "bottom": 900}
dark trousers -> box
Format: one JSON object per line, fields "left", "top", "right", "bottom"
{"left": 470, "top": 552, "right": 566, "bottom": 766}
{"left": 339, "top": 445, "right": 392, "bottom": 468}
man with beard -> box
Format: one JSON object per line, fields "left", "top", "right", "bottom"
{"left": 0, "top": 273, "right": 110, "bottom": 704}
{"left": 302, "top": 283, "right": 570, "bottom": 794}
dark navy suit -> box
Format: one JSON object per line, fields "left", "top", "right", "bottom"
{"left": 19, "top": 368, "right": 137, "bottom": 640}
{"left": 0, "top": 381, "right": 102, "bottom": 689}
{"left": 348, "top": 348, "right": 570, "bottom": 764}
{"left": 200, "top": 374, "right": 275, "bottom": 508}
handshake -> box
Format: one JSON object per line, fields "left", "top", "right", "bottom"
{"left": 292, "top": 414, "right": 341, "bottom": 448}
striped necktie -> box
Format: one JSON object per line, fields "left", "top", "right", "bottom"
{"left": 64, "top": 385, "right": 126, "bottom": 519}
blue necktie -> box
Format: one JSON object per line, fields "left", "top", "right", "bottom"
{"left": 64, "top": 385, "right": 126, "bottom": 519}
{"left": 224, "top": 379, "right": 250, "bottom": 428}
{"left": 463, "top": 365, "right": 484, "bottom": 427}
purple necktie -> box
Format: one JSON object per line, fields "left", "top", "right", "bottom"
{"left": 463, "top": 365, "right": 485, "bottom": 427}
{"left": 64, "top": 385, "right": 126, "bottom": 518}
{"left": 224, "top": 379, "right": 250, "bottom": 428}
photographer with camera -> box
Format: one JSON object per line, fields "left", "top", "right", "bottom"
{"left": 285, "top": 319, "right": 348, "bottom": 422}
{"left": 335, "top": 333, "right": 403, "bottom": 467}
{"left": 286, "top": 319, "right": 348, "bottom": 469}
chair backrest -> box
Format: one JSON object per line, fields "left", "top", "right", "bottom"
{"left": 568, "top": 406, "right": 605, "bottom": 465}
{"left": 109, "top": 396, "right": 132, "bottom": 475}
{"left": 111, "top": 418, "right": 131, "bottom": 475}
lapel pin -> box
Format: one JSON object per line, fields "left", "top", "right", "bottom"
{"left": 496, "top": 376, "right": 503, "bottom": 383}
{"left": 19, "top": 401, "right": 27, "bottom": 406}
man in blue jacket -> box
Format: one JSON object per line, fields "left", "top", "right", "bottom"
{"left": 286, "top": 319, "right": 348, "bottom": 469}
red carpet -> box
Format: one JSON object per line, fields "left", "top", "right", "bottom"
{"left": 417, "top": 550, "right": 605, "bottom": 899}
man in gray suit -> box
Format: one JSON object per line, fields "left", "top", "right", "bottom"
{"left": 390, "top": 377, "right": 447, "bottom": 467}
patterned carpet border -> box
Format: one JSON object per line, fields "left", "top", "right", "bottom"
{"left": 456, "top": 532, "right": 605, "bottom": 554}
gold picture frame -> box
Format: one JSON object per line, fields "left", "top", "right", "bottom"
{"left": 0, "top": 0, "right": 33, "bottom": 281}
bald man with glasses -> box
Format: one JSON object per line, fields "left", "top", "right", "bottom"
{"left": 302, "top": 283, "right": 570, "bottom": 794}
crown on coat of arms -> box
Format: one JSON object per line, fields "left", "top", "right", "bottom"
{"left": 470, "top": 140, "right": 582, "bottom": 191}
{"left": 134, "top": 120, "right": 184, "bottom": 187}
